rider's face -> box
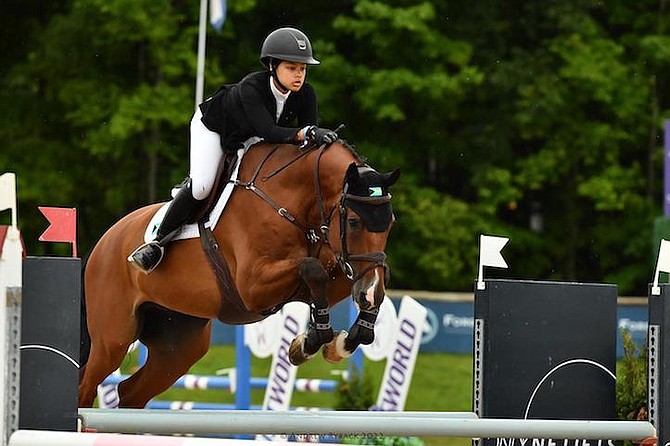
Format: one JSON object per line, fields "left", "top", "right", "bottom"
{"left": 274, "top": 61, "right": 307, "bottom": 92}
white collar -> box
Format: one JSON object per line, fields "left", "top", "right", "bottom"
{"left": 270, "top": 77, "right": 290, "bottom": 101}
{"left": 270, "top": 77, "right": 290, "bottom": 121}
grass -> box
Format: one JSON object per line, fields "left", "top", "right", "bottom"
{"left": 119, "top": 345, "right": 474, "bottom": 446}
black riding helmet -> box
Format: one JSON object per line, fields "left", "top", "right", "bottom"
{"left": 260, "top": 27, "right": 320, "bottom": 67}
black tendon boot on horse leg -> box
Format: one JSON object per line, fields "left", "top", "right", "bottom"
{"left": 128, "top": 179, "right": 204, "bottom": 274}
{"left": 289, "top": 257, "right": 334, "bottom": 365}
{"left": 323, "top": 307, "right": 379, "bottom": 363}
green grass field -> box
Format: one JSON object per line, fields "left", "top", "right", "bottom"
{"left": 119, "top": 345, "right": 474, "bottom": 445}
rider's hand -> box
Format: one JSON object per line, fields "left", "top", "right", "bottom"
{"left": 307, "top": 126, "right": 338, "bottom": 146}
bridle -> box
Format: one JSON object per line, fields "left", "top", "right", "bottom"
{"left": 232, "top": 143, "right": 392, "bottom": 285}
{"left": 337, "top": 187, "right": 391, "bottom": 283}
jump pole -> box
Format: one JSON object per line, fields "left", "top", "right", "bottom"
{"left": 8, "top": 430, "right": 350, "bottom": 446}
{"left": 77, "top": 409, "right": 654, "bottom": 440}
{"left": 103, "top": 374, "right": 338, "bottom": 392}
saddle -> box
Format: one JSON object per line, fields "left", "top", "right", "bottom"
{"left": 144, "top": 145, "right": 304, "bottom": 316}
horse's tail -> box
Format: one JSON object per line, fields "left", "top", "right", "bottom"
{"left": 79, "top": 258, "right": 91, "bottom": 370}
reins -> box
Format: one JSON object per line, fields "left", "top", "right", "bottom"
{"left": 231, "top": 142, "right": 390, "bottom": 285}
{"left": 261, "top": 145, "right": 314, "bottom": 181}
{"left": 231, "top": 144, "right": 317, "bottom": 237}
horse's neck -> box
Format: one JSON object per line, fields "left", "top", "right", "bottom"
{"left": 311, "top": 144, "right": 355, "bottom": 197}
{"left": 239, "top": 143, "right": 352, "bottom": 227}
{"left": 247, "top": 142, "right": 351, "bottom": 197}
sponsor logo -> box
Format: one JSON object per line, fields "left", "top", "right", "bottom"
{"left": 617, "top": 318, "right": 647, "bottom": 333}
{"left": 421, "top": 307, "right": 438, "bottom": 344}
{"left": 442, "top": 313, "right": 474, "bottom": 329}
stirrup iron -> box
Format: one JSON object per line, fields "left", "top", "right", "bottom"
{"left": 127, "top": 241, "right": 164, "bottom": 274}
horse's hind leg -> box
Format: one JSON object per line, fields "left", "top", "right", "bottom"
{"left": 288, "top": 257, "right": 334, "bottom": 365}
{"left": 117, "top": 309, "right": 211, "bottom": 408}
{"left": 78, "top": 318, "right": 138, "bottom": 408}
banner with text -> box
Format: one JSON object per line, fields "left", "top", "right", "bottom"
{"left": 374, "top": 295, "right": 427, "bottom": 411}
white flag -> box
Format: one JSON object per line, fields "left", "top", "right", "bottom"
{"left": 657, "top": 239, "right": 670, "bottom": 273}
{"left": 0, "top": 173, "right": 16, "bottom": 213}
{"left": 209, "top": 0, "right": 226, "bottom": 30}
{"left": 479, "top": 234, "right": 509, "bottom": 268}
{"left": 652, "top": 239, "right": 670, "bottom": 295}
{"left": 477, "top": 234, "right": 509, "bottom": 290}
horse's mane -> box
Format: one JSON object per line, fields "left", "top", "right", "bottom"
{"left": 338, "top": 139, "right": 367, "bottom": 165}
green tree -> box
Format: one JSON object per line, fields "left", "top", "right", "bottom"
{"left": 441, "top": 1, "right": 669, "bottom": 292}
{"left": 1, "top": 0, "right": 224, "bottom": 255}
{"left": 2, "top": 0, "right": 670, "bottom": 294}
{"left": 310, "top": 0, "right": 489, "bottom": 288}
{"left": 511, "top": 5, "right": 652, "bottom": 286}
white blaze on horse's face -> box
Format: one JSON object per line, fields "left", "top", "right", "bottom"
{"left": 363, "top": 270, "right": 380, "bottom": 309}
{"left": 351, "top": 257, "right": 387, "bottom": 310}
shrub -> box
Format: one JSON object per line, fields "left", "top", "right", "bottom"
{"left": 335, "top": 368, "right": 424, "bottom": 446}
{"left": 616, "top": 329, "right": 647, "bottom": 421}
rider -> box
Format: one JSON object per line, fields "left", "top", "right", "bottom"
{"left": 128, "top": 27, "right": 338, "bottom": 273}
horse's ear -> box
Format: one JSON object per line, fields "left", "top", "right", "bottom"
{"left": 345, "top": 162, "right": 359, "bottom": 182}
{"left": 382, "top": 168, "right": 400, "bottom": 187}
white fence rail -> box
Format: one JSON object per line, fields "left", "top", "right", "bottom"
{"left": 77, "top": 409, "right": 655, "bottom": 440}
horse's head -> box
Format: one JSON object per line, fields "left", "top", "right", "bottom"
{"left": 337, "top": 162, "right": 400, "bottom": 310}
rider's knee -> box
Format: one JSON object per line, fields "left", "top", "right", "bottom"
{"left": 190, "top": 176, "right": 214, "bottom": 200}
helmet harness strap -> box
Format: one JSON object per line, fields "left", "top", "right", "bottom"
{"left": 269, "top": 59, "right": 290, "bottom": 94}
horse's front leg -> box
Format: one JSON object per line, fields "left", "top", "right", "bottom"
{"left": 322, "top": 306, "right": 379, "bottom": 364}
{"left": 288, "top": 257, "right": 334, "bottom": 366}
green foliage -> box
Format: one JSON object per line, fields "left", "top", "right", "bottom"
{"left": 388, "top": 182, "right": 490, "bottom": 290}
{"left": 335, "top": 370, "right": 424, "bottom": 446}
{"left": 335, "top": 368, "right": 376, "bottom": 411}
{"left": 616, "top": 330, "right": 647, "bottom": 421}
{"left": 2, "top": 0, "right": 670, "bottom": 292}
{"left": 343, "top": 435, "right": 425, "bottom": 446}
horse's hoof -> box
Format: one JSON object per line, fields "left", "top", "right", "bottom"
{"left": 322, "top": 331, "right": 352, "bottom": 364}
{"left": 288, "top": 334, "right": 315, "bottom": 366}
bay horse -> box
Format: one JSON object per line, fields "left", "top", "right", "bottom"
{"left": 78, "top": 140, "right": 400, "bottom": 408}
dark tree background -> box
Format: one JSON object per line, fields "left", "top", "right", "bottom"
{"left": 2, "top": 0, "right": 669, "bottom": 294}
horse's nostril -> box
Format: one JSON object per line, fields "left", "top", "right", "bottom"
{"left": 358, "top": 292, "right": 371, "bottom": 309}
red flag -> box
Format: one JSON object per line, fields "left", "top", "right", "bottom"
{"left": 38, "top": 206, "right": 77, "bottom": 257}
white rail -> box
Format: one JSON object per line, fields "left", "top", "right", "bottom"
{"left": 8, "top": 430, "right": 348, "bottom": 446}
{"left": 77, "top": 409, "right": 656, "bottom": 440}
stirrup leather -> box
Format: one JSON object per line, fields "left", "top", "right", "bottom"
{"left": 127, "top": 241, "right": 165, "bottom": 274}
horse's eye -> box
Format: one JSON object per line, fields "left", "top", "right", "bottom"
{"left": 348, "top": 218, "right": 360, "bottom": 229}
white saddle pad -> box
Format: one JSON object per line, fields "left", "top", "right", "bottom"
{"left": 143, "top": 144, "right": 253, "bottom": 243}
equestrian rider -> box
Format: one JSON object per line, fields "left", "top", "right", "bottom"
{"left": 128, "top": 27, "right": 338, "bottom": 273}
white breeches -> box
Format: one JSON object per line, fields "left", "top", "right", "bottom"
{"left": 189, "top": 109, "right": 223, "bottom": 200}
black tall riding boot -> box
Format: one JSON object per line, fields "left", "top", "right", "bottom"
{"left": 127, "top": 179, "right": 204, "bottom": 274}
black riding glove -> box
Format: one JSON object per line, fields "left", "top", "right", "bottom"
{"left": 307, "top": 126, "right": 338, "bottom": 146}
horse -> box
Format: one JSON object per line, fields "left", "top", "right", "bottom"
{"left": 78, "top": 140, "right": 400, "bottom": 408}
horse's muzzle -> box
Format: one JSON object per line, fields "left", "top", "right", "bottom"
{"left": 352, "top": 261, "right": 387, "bottom": 310}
